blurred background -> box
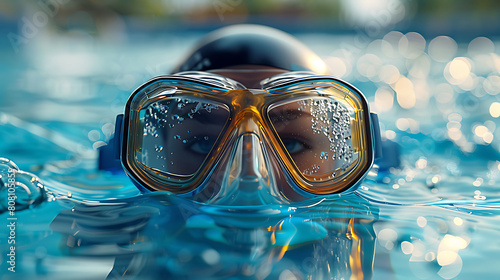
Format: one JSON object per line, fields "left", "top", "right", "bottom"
{"left": 0, "top": 0, "right": 499, "bottom": 173}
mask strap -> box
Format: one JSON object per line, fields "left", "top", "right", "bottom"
{"left": 98, "top": 114, "right": 124, "bottom": 172}
{"left": 370, "top": 113, "right": 401, "bottom": 170}
{"left": 370, "top": 113, "right": 383, "bottom": 160}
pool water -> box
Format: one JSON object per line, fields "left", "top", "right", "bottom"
{"left": 1, "top": 31, "right": 500, "bottom": 279}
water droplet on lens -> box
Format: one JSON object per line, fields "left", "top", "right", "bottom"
{"left": 155, "top": 145, "right": 163, "bottom": 152}
{"left": 174, "top": 135, "right": 181, "bottom": 140}
{"left": 204, "top": 136, "right": 209, "bottom": 140}
{"left": 320, "top": 152, "right": 329, "bottom": 160}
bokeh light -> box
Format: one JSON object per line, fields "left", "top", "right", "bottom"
{"left": 394, "top": 76, "right": 416, "bottom": 109}
{"left": 490, "top": 102, "right": 500, "bottom": 118}
{"left": 428, "top": 36, "right": 458, "bottom": 62}
{"left": 468, "top": 37, "right": 495, "bottom": 56}
{"left": 398, "top": 32, "right": 426, "bottom": 59}
{"left": 374, "top": 87, "right": 395, "bottom": 112}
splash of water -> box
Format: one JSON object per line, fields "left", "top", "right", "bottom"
{"left": 0, "top": 158, "right": 49, "bottom": 213}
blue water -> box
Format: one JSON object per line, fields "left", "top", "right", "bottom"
{"left": 1, "top": 31, "right": 500, "bottom": 279}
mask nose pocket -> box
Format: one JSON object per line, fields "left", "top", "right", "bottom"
{"left": 231, "top": 133, "right": 268, "bottom": 192}
{"left": 208, "top": 133, "right": 286, "bottom": 206}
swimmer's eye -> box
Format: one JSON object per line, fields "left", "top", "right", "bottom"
{"left": 281, "top": 137, "right": 311, "bottom": 154}
{"left": 187, "top": 136, "right": 216, "bottom": 155}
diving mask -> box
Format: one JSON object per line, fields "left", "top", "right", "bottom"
{"left": 104, "top": 70, "right": 381, "bottom": 204}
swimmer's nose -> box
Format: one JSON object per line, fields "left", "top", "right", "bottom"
{"left": 209, "top": 133, "right": 285, "bottom": 206}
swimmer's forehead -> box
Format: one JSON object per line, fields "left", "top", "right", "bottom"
{"left": 207, "top": 65, "right": 289, "bottom": 88}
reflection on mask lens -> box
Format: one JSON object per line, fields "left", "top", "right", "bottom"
{"left": 138, "top": 97, "right": 230, "bottom": 176}
{"left": 268, "top": 97, "right": 357, "bottom": 180}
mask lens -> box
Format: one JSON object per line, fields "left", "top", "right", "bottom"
{"left": 268, "top": 97, "right": 358, "bottom": 181}
{"left": 137, "top": 97, "right": 230, "bottom": 177}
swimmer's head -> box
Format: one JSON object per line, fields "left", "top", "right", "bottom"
{"left": 113, "top": 25, "right": 381, "bottom": 206}
{"left": 172, "top": 24, "right": 330, "bottom": 76}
